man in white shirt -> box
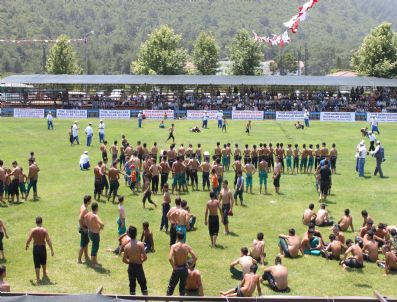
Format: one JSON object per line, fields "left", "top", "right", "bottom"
{"left": 138, "top": 111, "right": 143, "bottom": 128}
{"left": 79, "top": 151, "right": 90, "bottom": 170}
{"left": 370, "top": 141, "right": 384, "bottom": 178}
{"left": 98, "top": 120, "right": 105, "bottom": 143}
{"left": 357, "top": 141, "right": 367, "bottom": 177}
{"left": 304, "top": 109, "right": 310, "bottom": 128}
{"left": 370, "top": 117, "right": 380, "bottom": 134}
{"left": 368, "top": 132, "right": 376, "bottom": 152}
{"left": 84, "top": 122, "right": 94, "bottom": 147}
{"left": 72, "top": 121, "right": 80, "bottom": 145}
{"left": 47, "top": 112, "right": 53, "bottom": 130}
{"left": 217, "top": 110, "right": 223, "bottom": 129}
{"left": 202, "top": 112, "right": 208, "bottom": 129}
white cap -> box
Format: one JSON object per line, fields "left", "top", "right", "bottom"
{"left": 376, "top": 141, "right": 381, "bottom": 145}
{"left": 74, "top": 121, "right": 78, "bottom": 124}
{"left": 89, "top": 122, "right": 92, "bottom": 125}
{"left": 84, "top": 151, "right": 88, "bottom": 154}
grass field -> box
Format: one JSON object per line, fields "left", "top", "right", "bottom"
{"left": 0, "top": 118, "right": 396, "bottom": 298}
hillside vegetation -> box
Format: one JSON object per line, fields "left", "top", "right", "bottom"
{"left": 0, "top": 0, "right": 396, "bottom": 75}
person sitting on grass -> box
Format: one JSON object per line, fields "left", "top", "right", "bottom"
{"left": 302, "top": 203, "right": 315, "bottom": 226}
{"left": 362, "top": 230, "right": 379, "bottom": 262}
{"left": 315, "top": 203, "right": 334, "bottom": 227}
{"left": 185, "top": 259, "right": 204, "bottom": 296}
{"left": 301, "top": 228, "right": 322, "bottom": 256}
{"left": 141, "top": 221, "right": 154, "bottom": 253}
{"left": 279, "top": 228, "right": 302, "bottom": 258}
{"left": 262, "top": 256, "right": 288, "bottom": 292}
{"left": 295, "top": 121, "right": 304, "bottom": 129}
{"left": 190, "top": 125, "right": 201, "bottom": 133}
{"left": 230, "top": 247, "right": 257, "bottom": 280}
{"left": 360, "top": 127, "right": 369, "bottom": 137}
{"left": 159, "top": 120, "right": 165, "bottom": 128}
{"left": 337, "top": 209, "right": 354, "bottom": 232}
{"left": 221, "top": 264, "right": 261, "bottom": 297}
{"left": 0, "top": 265, "right": 10, "bottom": 292}
{"left": 321, "top": 234, "right": 344, "bottom": 260}
{"left": 79, "top": 151, "right": 90, "bottom": 170}
{"left": 340, "top": 238, "right": 364, "bottom": 270}
{"left": 377, "top": 249, "right": 397, "bottom": 275}
{"left": 250, "top": 232, "right": 265, "bottom": 265}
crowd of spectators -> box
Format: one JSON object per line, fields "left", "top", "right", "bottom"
{"left": 2, "top": 87, "right": 397, "bottom": 112}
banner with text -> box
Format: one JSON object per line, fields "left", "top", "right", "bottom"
{"left": 232, "top": 110, "right": 264, "bottom": 120}
{"left": 276, "top": 111, "right": 304, "bottom": 121}
{"left": 366, "top": 113, "right": 397, "bottom": 123}
{"left": 99, "top": 110, "right": 130, "bottom": 120}
{"left": 187, "top": 110, "right": 218, "bottom": 120}
{"left": 320, "top": 112, "right": 355, "bottom": 122}
{"left": 142, "top": 110, "right": 174, "bottom": 120}
{"left": 14, "top": 108, "right": 44, "bottom": 118}
{"left": 56, "top": 109, "right": 87, "bottom": 119}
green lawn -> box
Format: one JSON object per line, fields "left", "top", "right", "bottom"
{"left": 0, "top": 118, "right": 396, "bottom": 298}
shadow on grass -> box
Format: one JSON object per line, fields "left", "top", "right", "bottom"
{"left": 228, "top": 232, "right": 239, "bottom": 237}
{"left": 261, "top": 283, "right": 291, "bottom": 293}
{"left": 354, "top": 283, "right": 372, "bottom": 288}
{"left": 276, "top": 192, "right": 285, "bottom": 195}
{"left": 215, "top": 244, "right": 225, "bottom": 249}
{"left": 323, "top": 199, "right": 336, "bottom": 204}
{"left": 85, "top": 262, "right": 111, "bottom": 275}
{"left": 30, "top": 276, "right": 57, "bottom": 286}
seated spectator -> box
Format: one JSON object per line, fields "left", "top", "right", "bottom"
{"left": 262, "top": 257, "right": 288, "bottom": 292}
{"left": 221, "top": 264, "right": 261, "bottom": 297}
{"left": 295, "top": 121, "right": 304, "bottom": 129}
{"left": 315, "top": 203, "right": 334, "bottom": 227}
{"left": 229, "top": 247, "right": 256, "bottom": 280}
{"left": 79, "top": 151, "right": 90, "bottom": 170}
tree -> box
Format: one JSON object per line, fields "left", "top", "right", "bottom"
{"left": 132, "top": 25, "right": 187, "bottom": 75}
{"left": 352, "top": 22, "right": 397, "bottom": 78}
{"left": 229, "top": 29, "right": 263, "bottom": 75}
{"left": 273, "top": 51, "right": 298, "bottom": 75}
{"left": 46, "top": 35, "right": 82, "bottom": 74}
{"left": 192, "top": 32, "right": 219, "bottom": 75}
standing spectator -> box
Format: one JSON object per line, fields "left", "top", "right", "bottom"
{"left": 85, "top": 202, "right": 104, "bottom": 268}
{"left": 71, "top": 121, "right": 80, "bottom": 145}
{"left": 357, "top": 141, "right": 367, "bottom": 177}
{"left": 304, "top": 109, "right": 310, "bottom": 128}
{"left": 84, "top": 122, "right": 93, "bottom": 147}
{"left": 0, "top": 219, "right": 9, "bottom": 260}
{"left": 25, "top": 217, "right": 54, "bottom": 285}
{"left": 138, "top": 111, "right": 143, "bottom": 128}
{"left": 217, "top": 110, "right": 223, "bottom": 129}
{"left": 370, "top": 141, "right": 385, "bottom": 178}
{"left": 368, "top": 132, "right": 376, "bottom": 152}
{"left": 46, "top": 111, "right": 53, "bottom": 130}
{"left": 370, "top": 116, "right": 380, "bottom": 134}
{"left": 202, "top": 112, "right": 208, "bottom": 129}
{"left": 98, "top": 120, "right": 105, "bottom": 143}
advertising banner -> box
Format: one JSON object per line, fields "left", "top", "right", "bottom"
{"left": 366, "top": 112, "right": 397, "bottom": 123}
{"left": 320, "top": 112, "right": 355, "bottom": 122}
{"left": 99, "top": 110, "right": 131, "bottom": 119}
{"left": 187, "top": 110, "right": 218, "bottom": 120}
{"left": 142, "top": 110, "right": 174, "bottom": 120}
{"left": 13, "top": 108, "right": 44, "bottom": 118}
{"left": 276, "top": 111, "right": 304, "bottom": 121}
{"left": 232, "top": 110, "right": 264, "bottom": 120}
{"left": 56, "top": 109, "right": 88, "bottom": 119}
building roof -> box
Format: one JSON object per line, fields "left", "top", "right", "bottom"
{"left": 328, "top": 71, "right": 358, "bottom": 77}
{"left": 1, "top": 74, "right": 397, "bottom": 87}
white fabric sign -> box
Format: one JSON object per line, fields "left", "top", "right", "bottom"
{"left": 276, "top": 111, "right": 304, "bottom": 121}
{"left": 99, "top": 110, "right": 130, "bottom": 119}
{"left": 232, "top": 110, "right": 264, "bottom": 120}
{"left": 366, "top": 113, "right": 397, "bottom": 123}
{"left": 14, "top": 108, "right": 44, "bottom": 118}
{"left": 187, "top": 110, "right": 218, "bottom": 120}
{"left": 142, "top": 110, "right": 174, "bottom": 120}
{"left": 320, "top": 112, "right": 355, "bottom": 122}
{"left": 56, "top": 109, "right": 87, "bottom": 119}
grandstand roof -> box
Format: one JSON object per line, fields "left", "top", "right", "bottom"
{"left": 2, "top": 74, "right": 397, "bottom": 87}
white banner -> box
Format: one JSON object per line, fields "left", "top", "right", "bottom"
{"left": 142, "top": 110, "right": 174, "bottom": 120}
{"left": 99, "top": 110, "right": 130, "bottom": 120}
{"left": 232, "top": 110, "right": 264, "bottom": 120}
{"left": 367, "top": 113, "right": 397, "bottom": 123}
{"left": 14, "top": 108, "right": 44, "bottom": 118}
{"left": 320, "top": 112, "right": 355, "bottom": 122}
{"left": 276, "top": 111, "right": 304, "bottom": 121}
{"left": 56, "top": 109, "right": 87, "bottom": 119}
{"left": 187, "top": 110, "right": 218, "bottom": 120}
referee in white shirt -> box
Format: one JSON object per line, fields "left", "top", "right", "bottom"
{"left": 98, "top": 120, "right": 105, "bottom": 143}
{"left": 368, "top": 132, "right": 376, "bottom": 152}
{"left": 84, "top": 122, "right": 93, "bottom": 147}
{"left": 47, "top": 112, "right": 54, "bottom": 130}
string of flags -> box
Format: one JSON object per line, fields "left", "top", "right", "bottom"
{"left": 253, "top": 0, "right": 319, "bottom": 46}
{"left": 0, "top": 38, "right": 85, "bottom": 44}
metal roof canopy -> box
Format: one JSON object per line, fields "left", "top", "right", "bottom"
{"left": 1, "top": 74, "right": 397, "bottom": 88}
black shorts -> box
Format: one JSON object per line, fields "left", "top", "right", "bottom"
{"left": 320, "top": 181, "right": 329, "bottom": 195}
{"left": 343, "top": 258, "right": 363, "bottom": 268}
{"left": 208, "top": 215, "right": 219, "bottom": 236}
{"left": 33, "top": 245, "right": 47, "bottom": 268}
{"left": 94, "top": 179, "right": 103, "bottom": 193}
{"left": 273, "top": 175, "right": 280, "bottom": 187}
{"left": 0, "top": 232, "right": 4, "bottom": 251}
{"left": 0, "top": 181, "right": 4, "bottom": 196}
{"left": 102, "top": 151, "right": 108, "bottom": 162}
{"left": 330, "top": 156, "right": 336, "bottom": 169}
{"left": 11, "top": 179, "right": 19, "bottom": 195}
